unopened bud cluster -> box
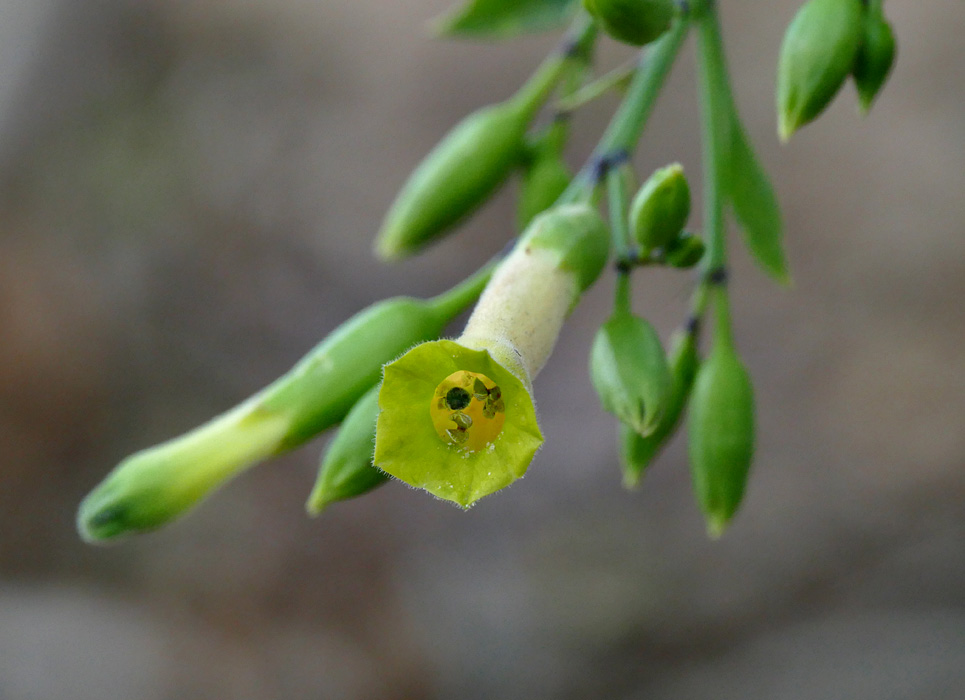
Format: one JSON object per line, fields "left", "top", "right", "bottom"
{"left": 777, "top": 0, "right": 896, "bottom": 140}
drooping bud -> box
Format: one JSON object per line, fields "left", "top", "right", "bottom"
{"left": 581, "top": 0, "right": 675, "bottom": 47}
{"left": 77, "top": 264, "right": 494, "bottom": 542}
{"left": 663, "top": 231, "right": 705, "bottom": 269}
{"left": 590, "top": 311, "right": 672, "bottom": 436}
{"left": 306, "top": 385, "right": 388, "bottom": 515}
{"left": 687, "top": 340, "right": 755, "bottom": 537}
{"left": 776, "top": 0, "right": 864, "bottom": 141}
{"left": 375, "top": 203, "right": 610, "bottom": 507}
{"left": 620, "top": 327, "right": 699, "bottom": 487}
{"left": 375, "top": 52, "right": 571, "bottom": 260}
{"left": 852, "top": 7, "right": 896, "bottom": 113}
{"left": 629, "top": 163, "right": 691, "bottom": 255}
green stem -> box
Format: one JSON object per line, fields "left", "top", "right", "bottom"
{"left": 555, "top": 62, "right": 635, "bottom": 113}
{"left": 428, "top": 257, "right": 499, "bottom": 319}
{"left": 695, "top": 2, "right": 735, "bottom": 350}
{"left": 510, "top": 14, "right": 598, "bottom": 120}
{"left": 606, "top": 164, "right": 634, "bottom": 314}
{"left": 559, "top": 17, "right": 690, "bottom": 204}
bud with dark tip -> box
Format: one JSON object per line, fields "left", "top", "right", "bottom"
{"left": 777, "top": 0, "right": 864, "bottom": 141}
{"left": 582, "top": 0, "right": 675, "bottom": 47}
{"left": 630, "top": 163, "right": 691, "bottom": 255}
{"left": 306, "top": 385, "right": 389, "bottom": 515}
{"left": 620, "top": 327, "right": 699, "bottom": 487}
{"left": 852, "top": 5, "right": 896, "bottom": 113}
{"left": 590, "top": 311, "right": 673, "bottom": 436}
{"left": 687, "top": 340, "right": 755, "bottom": 537}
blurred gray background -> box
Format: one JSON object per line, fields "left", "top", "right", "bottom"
{"left": 0, "top": 1, "right": 962, "bottom": 698}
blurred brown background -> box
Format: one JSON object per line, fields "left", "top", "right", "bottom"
{"left": 0, "top": 1, "right": 963, "bottom": 698}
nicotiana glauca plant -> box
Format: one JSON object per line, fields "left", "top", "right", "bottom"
{"left": 78, "top": 0, "right": 897, "bottom": 542}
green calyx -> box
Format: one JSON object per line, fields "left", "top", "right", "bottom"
{"left": 620, "top": 326, "right": 699, "bottom": 488}
{"left": 77, "top": 265, "right": 493, "bottom": 541}
{"left": 852, "top": 6, "right": 896, "bottom": 113}
{"left": 590, "top": 310, "right": 672, "bottom": 436}
{"left": 306, "top": 385, "right": 389, "bottom": 516}
{"left": 582, "top": 0, "right": 675, "bottom": 47}
{"left": 520, "top": 203, "right": 611, "bottom": 297}
{"left": 374, "top": 340, "right": 542, "bottom": 508}
{"left": 777, "top": 0, "right": 864, "bottom": 141}
{"left": 687, "top": 339, "right": 755, "bottom": 537}
{"left": 629, "top": 163, "right": 691, "bottom": 254}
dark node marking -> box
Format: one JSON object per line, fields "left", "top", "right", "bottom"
{"left": 445, "top": 387, "right": 471, "bottom": 411}
{"left": 685, "top": 315, "right": 702, "bottom": 337}
{"left": 606, "top": 149, "right": 630, "bottom": 169}
{"left": 706, "top": 266, "right": 728, "bottom": 286}
{"left": 591, "top": 149, "right": 632, "bottom": 184}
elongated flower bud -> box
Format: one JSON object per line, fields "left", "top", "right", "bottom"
{"left": 77, "top": 265, "right": 493, "bottom": 542}
{"left": 582, "top": 0, "right": 675, "bottom": 47}
{"left": 852, "top": 7, "right": 896, "bottom": 113}
{"left": 375, "top": 204, "right": 610, "bottom": 507}
{"left": 629, "top": 163, "right": 691, "bottom": 254}
{"left": 306, "top": 385, "right": 388, "bottom": 515}
{"left": 590, "top": 311, "right": 672, "bottom": 436}
{"left": 375, "top": 53, "right": 570, "bottom": 260}
{"left": 620, "top": 327, "right": 699, "bottom": 487}
{"left": 777, "top": 0, "right": 864, "bottom": 141}
{"left": 687, "top": 340, "right": 755, "bottom": 537}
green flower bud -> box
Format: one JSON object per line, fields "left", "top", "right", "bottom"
{"left": 687, "top": 341, "right": 755, "bottom": 537}
{"left": 582, "top": 0, "right": 675, "bottom": 47}
{"left": 306, "top": 385, "right": 389, "bottom": 516}
{"left": 375, "top": 101, "right": 529, "bottom": 260}
{"left": 629, "top": 163, "right": 691, "bottom": 254}
{"left": 375, "top": 204, "right": 610, "bottom": 507}
{"left": 852, "top": 8, "right": 896, "bottom": 113}
{"left": 777, "top": 0, "right": 864, "bottom": 141}
{"left": 663, "top": 231, "right": 705, "bottom": 269}
{"left": 620, "top": 327, "right": 699, "bottom": 487}
{"left": 375, "top": 53, "right": 571, "bottom": 260}
{"left": 517, "top": 125, "right": 573, "bottom": 232}
{"left": 77, "top": 265, "right": 494, "bottom": 542}
{"left": 590, "top": 311, "right": 672, "bottom": 436}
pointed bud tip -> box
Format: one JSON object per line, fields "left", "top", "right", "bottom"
{"left": 373, "top": 237, "right": 406, "bottom": 262}
{"left": 777, "top": 120, "right": 795, "bottom": 144}
{"left": 304, "top": 495, "right": 329, "bottom": 518}
{"left": 622, "top": 473, "right": 642, "bottom": 491}
{"left": 706, "top": 514, "right": 730, "bottom": 539}
{"left": 76, "top": 490, "right": 131, "bottom": 544}
{"left": 772, "top": 269, "right": 793, "bottom": 287}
